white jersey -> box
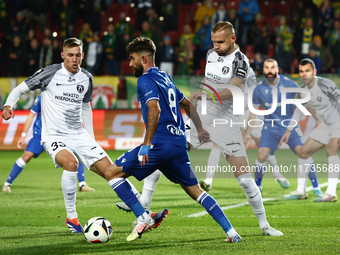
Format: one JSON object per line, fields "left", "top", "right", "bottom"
{"left": 302, "top": 77, "right": 340, "bottom": 125}
{"left": 243, "top": 67, "right": 257, "bottom": 110}
{"left": 24, "top": 63, "right": 93, "bottom": 142}
{"left": 198, "top": 48, "right": 249, "bottom": 122}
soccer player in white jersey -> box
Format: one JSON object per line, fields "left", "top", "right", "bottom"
{"left": 1, "top": 38, "right": 167, "bottom": 237}
{"left": 280, "top": 58, "right": 340, "bottom": 202}
{"left": 188, "top": 21, "right": 282, "bottom": 236}
{"left": 199, "top": 67, "right": 289, "bottom": 192}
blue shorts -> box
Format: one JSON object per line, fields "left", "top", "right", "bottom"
{"left": 26, "top": 134, "right": 44, "bottom": 158}
{"left": 115, "top": 143, "right": 198, "bottom": 186}
{"left": 258, "top": 127, "right": 304, "bottom": 155}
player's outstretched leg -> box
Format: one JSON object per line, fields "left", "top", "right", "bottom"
{"left": 237, "top": 173, "right": 283, "bottom": 236}
{"left": 285, "top": 158, "right": 310, "bottom": 200}
{"left": 77, "top": 163, "right": 95, "bottom": 192}
{"left": 62, "top": 170, "right": 83, "bottom": 233}
{"left": 2, "top": 157, "right": 26, "bottom": 193}
{"left": 254, "top": 159, "right": 266, "bottom": 192}
{"left": 108, "top": 177, "right": 168, "bottom": 241}
{"left": 268, "top": 155, "right": 290, "bottom": 189}
{"left": 308, "top": 162, "right": 322, "bottom": 197}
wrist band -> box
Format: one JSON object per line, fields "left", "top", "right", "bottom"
{"left": 21, "top": 132, "right": 27, "bottom": 137}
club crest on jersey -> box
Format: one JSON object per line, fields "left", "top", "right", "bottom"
{"left": 317, "top": 96, "right": 322, "bottom": 102}
{"left": 77, "top": 84, "right": 84, "bottom": 93}
{"left": 68, "top": 77, "right": 76, "bottom": 82}
{"left": 217, "top": 57, "right": 224, "bottom": 63}
{"left": 222, "top": 66, "right": 229, "bottom": 75}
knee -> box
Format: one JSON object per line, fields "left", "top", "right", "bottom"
{"left": 325, "top": 146, "right": 337, "bottom": 157}
{"left": 297, "top": 150, "right": 310, "bottom": 159}
{"left": 64, "top": 160, "right": 79, "bottom": 172}
{"left": 257, "top": 154, "right": 267, "bottom": 163}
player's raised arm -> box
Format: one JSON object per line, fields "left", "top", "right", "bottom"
{"left": 17, "top": 112, "right": 36, "bottom": 149}
{"left": 1, "top": 82, "right": 30, "bottom": 120}
{"left": 180, "top": 97, "right": 210, "bottom": 143}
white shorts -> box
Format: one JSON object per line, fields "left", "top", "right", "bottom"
{"left": 186, "top": 119, "right": 247, "bottom": 157}
{"left": 43, "top": 132, "right": 109, "bottom": 169}
{"left": 239, "top": 109, "right": 262, "bottom": 138}
{"left": 309, "top": 122, "right": 340, "bottom": 145}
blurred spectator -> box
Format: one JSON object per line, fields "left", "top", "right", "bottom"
{"left": 309, "top": 35, "right": 333, "bottom": 73}
{"left": 276, "top": 33, "right": 295, "bottom": 74}
{"left": 183, "top": 38, "right": 195, "bottom": 74}
{"left": 176, "top": 52, "right": 191, "bottom": 75}
{"left": 178, "top": 24, "right": 196, "bottom": 52}
{"left": 227, "top": 9, "right": 240, "bottom": 36}
{"left": 250, "top": 52, "right": 263, "bottom": 76}
{"left": 22, "top": 0, "right": 49, "bottom": 31}
{"left": 78, "top": 22, "right": 94, "bottom": 55}
{"left": 159, "top": 35, "right": 176, "bottom": 76}
{"left": 115, "top": 12, "right": 135, "bottom": 51}
{"left": 86, "top": 32, "right": 103, "bottom": 76}
{"left": 147, "top": 8, "right": 162, "bottom": 47}
{"left": 327, "top": 19, "right": 340, "bottom": 47}
{"left": 161, "top": 0, "right": 178, "bottom": 32}
{"left": 196, "top": 16, "right": 212, "bottom": 60}
{"left": 25, "top": 28, "right": 36, "bottom": 50}
{"left": 7, "top": 35, "right": 26, "bottom": 77}
{"left": 84, "top": 0, "right": 106, "bottom": 34}
{"left": 250, "top": 13, "right": 269, "bottom": 57}
{"left": 44, "top": 27, "right": 53, "bottom": 41}
{"left": 9, "top": 11, "right": 31, "bottom": 40}
{"left": 52, "top": 39, "right": 63, "bottom": 64}
{"left": 39, "top": 37, "right": 53, "bottom": 69}
{"left": 295, "top": 17, "right": 315, "bottom": 59}
{"left": 317, "top": 0, "right": 333, "bottom": 38}
{"left": 27, "top": 38, "right": 40, "bottom": 75}
{"left": 104, "top": 22, "right": 120, "bottom": 76}
{"left": 194, "top": 0, "right": 215, "bottom": 33}
{"left": 308, "top": 48, "right": 322, "bottom": 73}
{"left": 54, "top": 0, "right": 78, "bottom": 39}
{"left": 139, "top": 20, "right": 159, "bottom": 48}
{"left": 237, "top": 0, "right": 259, "bottom": 50}
{"left": 275, "top": 16, "right": 292, "bottom": 53}
{"left": 324, "top": 9, "right": 340, "bottom": 43}
{"left": 211, "top": 1, "right": 228, "bottom": 27}
{"left": 134, "top": 0, "right": 153, "bottom": 31}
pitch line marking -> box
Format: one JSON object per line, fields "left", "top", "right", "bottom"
{"left": 185, "top": 181, "right": 339, "bottom": 218}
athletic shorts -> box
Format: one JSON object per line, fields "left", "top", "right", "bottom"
{"left": 26, "top": 134, "right": 44, "bottom": 158}
{"left": 309, "top": 122, "right": 340, "bottom": 145}
{"left": 115, "top": 143, "right": 198, "bottom": 186}
{"left": 259, "top": 127, "right": 304, "bottom": 155}
{"left": 186, "top": 119, "right": 247, "bottom": 158}
{"left": 239, "top": 109, "right": 262, "bottom": 138}
{"left": 43, "top": 132, "right": 108, "bottom": 169}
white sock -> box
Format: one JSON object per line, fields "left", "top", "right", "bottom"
{"left": 267, "top": 155, "right": 283, "bottom": 179}
{"left": 78, "top": 181, "right": 86, "bottom": 188}
{"left": 326, "top": 156, "right": 340, "bottom": 196}
{"left": 140, "top": 170, "right": 162, "bottom": 209}
{"left": 61, "top": 170, "right": 78, "bottom": 219}
{"left": 297, "top": 158, "right": 312, "bottom": 194}
{"left": 205, "top": 147, "right": 221, "bottom": 185}
{"left": 137, "top": 212, "right": 149, "bottom": 223}
{"left": 237, "top": 173, "right": 268, "bottom": 229}
{"left": 126, "top": 179, "right": 141, "bottom": 199}
{"left": 226, "top": 228, "right": 237, "bottom": 238}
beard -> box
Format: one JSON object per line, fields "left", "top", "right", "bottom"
{"left": 134, "top": 63, "right": 144, "bottom": 78}
{"left": 265, "top": 72, "right": 277, "bottom": 83}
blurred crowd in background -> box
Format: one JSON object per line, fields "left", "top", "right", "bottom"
{"left": 1, "top": 0, "right": 340, "bottom": 78}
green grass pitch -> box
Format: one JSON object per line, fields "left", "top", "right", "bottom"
{"left": 0, "top": 149, "right": 339, "bottom": 255}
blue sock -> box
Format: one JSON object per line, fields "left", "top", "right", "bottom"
{"left": 6, "top": 158, "right": 25, "bottom": 185}
{"left": 109, "top": 178, "right": 145, "bottom": 218}
{"left": 255, "top": 159, "right": 266, "bottom": 187}
{"left": 77, "top": 163, "right": 85, "bottom": 183}
{"left": 308, "top": 162, "right": 319, "bottom": 189}
{"left": 196, "top": 192, "right": 233, "bottom": 233}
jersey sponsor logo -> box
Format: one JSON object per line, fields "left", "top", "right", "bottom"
{"left": 222, "top": 66, "right": 229, "bottom": 75}
{"left": 207, "top": 72, "right": 221, "bottom": 80}
{"left": 77, "top": 84, "right": 84, "bottom": 93}
{"left": 217, "top": 57, "right": 224, "bottom": 63}
{"left": 121, "top": 158, "right": 127, "bottom": 163}
{"left": 167, "top": 124, "right": 185, "bottom": 136}
{"left": 236, "top": 67, "right": 247, "bottom": 78}
{"left": 68, "top": 77, "right": 76, "bottom": 82}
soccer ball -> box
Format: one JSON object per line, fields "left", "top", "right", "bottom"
{"left": 84, "top": 217, "right": 113, "bottom": 243}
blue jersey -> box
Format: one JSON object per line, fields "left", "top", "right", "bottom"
{"left": 137, "top": 67, "right": 186, "bottom": 148}
{"left": 30, "top": 95, "right": 42, "bottom": 136}
{"left": 252, "top": 75, "right": 300, "bottom": 132}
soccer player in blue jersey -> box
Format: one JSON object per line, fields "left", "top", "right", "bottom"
{"left": 2, "top": 94, "right": 95, "bottom": 193}
{"left": 106, "top": 36, "right": 243, "bottom": 242}
{"left": 244, "top": 59, "right": 322, "bottom": 198}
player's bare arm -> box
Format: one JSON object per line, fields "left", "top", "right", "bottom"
{"left": 17, "top": 112, "right": 36, "bottom": 149}
{"left": 244, "top": 105, "right": 259, "bottom": 147}
{"left": 179, "top": 97, "right": 210, "bottom": 143}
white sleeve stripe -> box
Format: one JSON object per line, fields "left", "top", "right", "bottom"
{"left": 146, "top": 97, "right": 159, "bottom": 103}
{"left": 178, "top": 95, "right": 185, "bottom": 103}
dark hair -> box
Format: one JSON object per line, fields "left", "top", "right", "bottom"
{"left": 63, "top": 38, "right": 83, "bottom": 48}
{"left": 299, "top": 58, "right": 316, "bottom": 70}
{"left": 126, "top": 37, "right": 156, "bottom": 57}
